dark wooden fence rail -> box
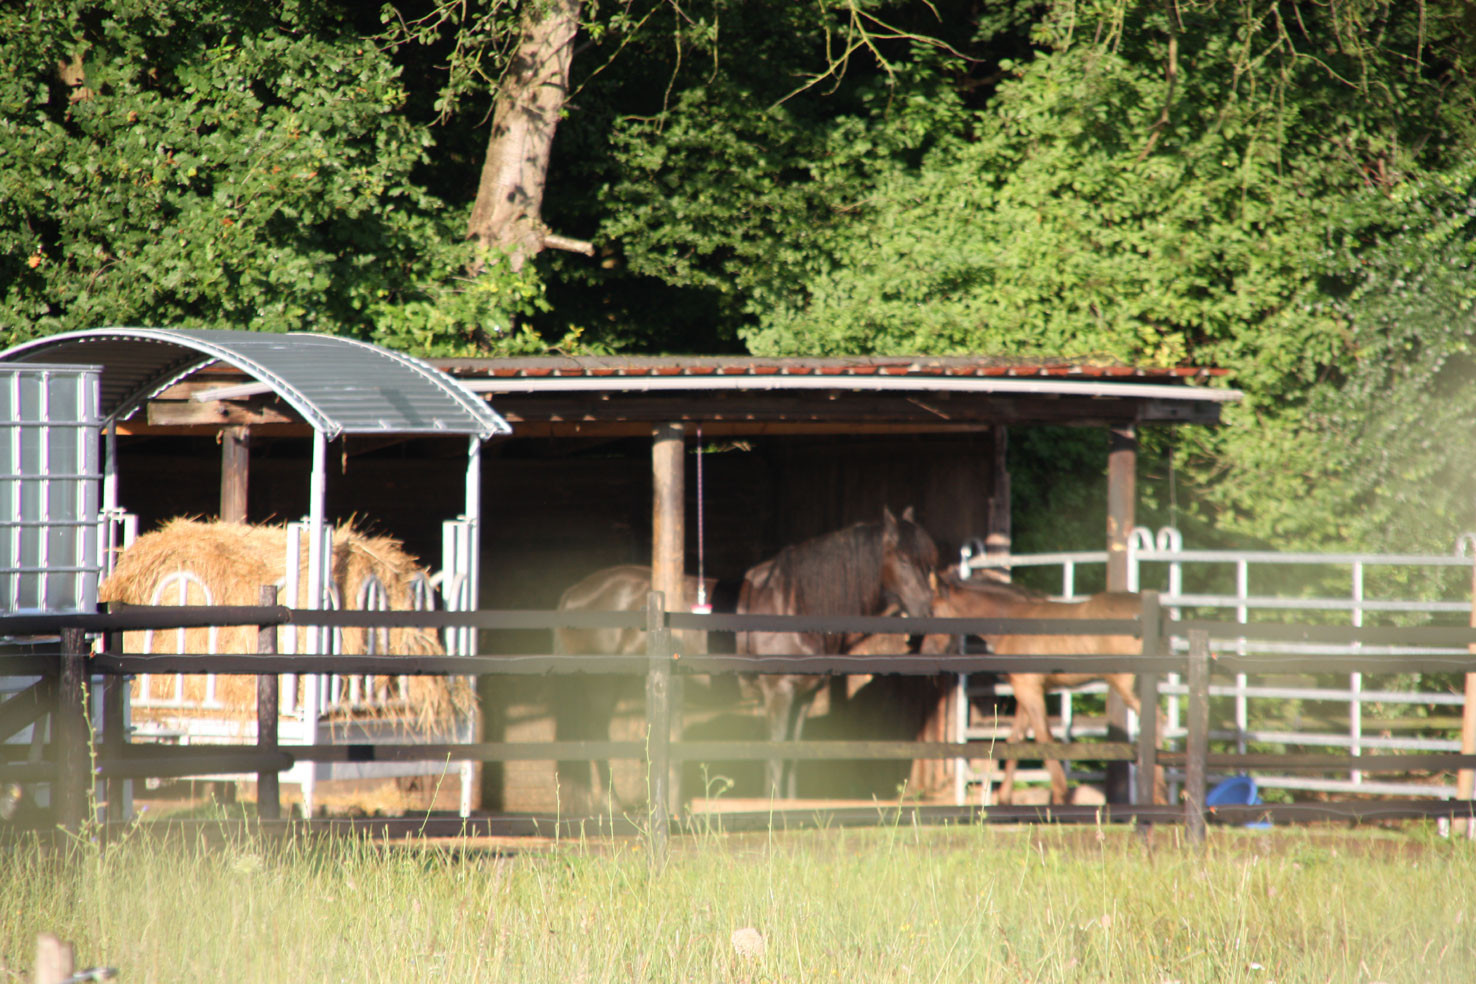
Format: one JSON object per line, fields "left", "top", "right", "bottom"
{"left": 7, "top": 591, "right": 1476, "bottom": 848}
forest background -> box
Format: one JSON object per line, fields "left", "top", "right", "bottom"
{"left": 4, "top": 0, "right": 1476, "bottom": 558}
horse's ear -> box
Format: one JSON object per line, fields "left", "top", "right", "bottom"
{"left": 901, "top": 505, "right": 916, "bottom": 523}
{"left": 882, "top": 505, "right": 899, "bottom": 542}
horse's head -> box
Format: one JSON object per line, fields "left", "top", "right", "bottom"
{"left": 881, "top": 505, "right": 938, "bottom": 619}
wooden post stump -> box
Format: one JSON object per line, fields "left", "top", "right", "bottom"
{"left": 33, "top": 933, "right": 73, "bottom": 984}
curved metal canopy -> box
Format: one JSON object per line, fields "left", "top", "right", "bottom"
{"left": 0, "top": 327, "right": 510, "bottom": 440}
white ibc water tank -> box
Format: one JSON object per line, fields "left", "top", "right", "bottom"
{"left": 0, "top": 362, "right": 102, "bottom": 617}
{"left": 1, "top": 363, "right": 105, "bottom": 818}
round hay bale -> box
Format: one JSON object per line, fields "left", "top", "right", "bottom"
{"left": 100, "top": 518, "right": 472, "bottom": 730}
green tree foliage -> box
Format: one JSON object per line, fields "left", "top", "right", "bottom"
{"left": 1305, "top": 177, "right": 1476, "bottom": 552}
{"left": 7, "top": 0, "right": 1476, "bottom": 550}
{"left": 0, "top": 0, "right": 553, "bottom": 353}
{"left": 589, "top": 0, "right": 1476, "bottom": 550}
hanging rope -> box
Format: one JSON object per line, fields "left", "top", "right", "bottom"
{"left": 693, "top": 424, "right": 711, "bottom": 613}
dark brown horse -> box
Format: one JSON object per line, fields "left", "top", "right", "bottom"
{"left": 553, "top": 507, "right": 939, "bottom": 809}
{"left": 924, "top": 574, "right": 1155, "bottom": 805}
{"left": 737, "top": 506, "right": 938, "bottom": 797}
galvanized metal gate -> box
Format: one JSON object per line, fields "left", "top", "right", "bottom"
{"left": 955, "top": 527, "right": 1476, "bottom": 804}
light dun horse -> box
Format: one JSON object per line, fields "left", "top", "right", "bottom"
{"left": 553, "top": 506, "right": 939, "bottom": 810}
{"left": 925, "top": 574, "right": 1153, "bottom": 805}
{"left": 552, "top": 566, "right": 718, "bottom": 814}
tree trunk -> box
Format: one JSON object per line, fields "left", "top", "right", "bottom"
{"left": 466, "top": 0, "right": 591, "bottom": 271}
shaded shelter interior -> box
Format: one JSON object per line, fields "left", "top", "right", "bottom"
{"left": 112, "top": 429, "right": 1001, "bottom": 806}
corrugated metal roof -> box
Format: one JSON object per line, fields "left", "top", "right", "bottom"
{"left": 442, "top": 354, "right": 1229, "bottom": 381}
{"left": 0, "top": 328, "right": 510, "bottom": 440}
{"left": 438, "top": 355, "right": 1238, "bottom": 405}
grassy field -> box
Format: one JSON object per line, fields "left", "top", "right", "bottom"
{"left": 2, "top": 818, "right": 1473, "bottom": 983}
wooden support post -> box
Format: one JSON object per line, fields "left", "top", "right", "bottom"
{"left": 1135, "top": 591, "right": 1162, "bottom": 825}
{"left": 651, "top": 423, "right": 685, "bottom": 814}
{"left": 644, "top": 590, "right": 672, "bottom": 862}
{"left": 256, "top": 585, "right": 281, "bottom": 822}
{"left": 1106, "top": 424, "right": 1137, "bottom": 590}
{"left": 1184, "top": 628, "right": 1210, "bottom": 846}
{"left": 56, "top": 626, "right": 90, "bottom": 834}
{"left": 986, "top": 424, "right": 1012, "bottom": 571}
{"left": 1105, "top": 424, "right": 1137, "bottom": 803}
{"left": 220, "top": 425, "right": 250, "bottom": 523}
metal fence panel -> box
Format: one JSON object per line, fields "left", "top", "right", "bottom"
{"left": 957, "top": 527, "right": 1476, "bottom": 803}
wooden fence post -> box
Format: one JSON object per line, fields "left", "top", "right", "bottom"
{"left": 100, "top": 602, "right": 126, "bottom": 829}
{"left": 55, "top": 626, "right": 90, "bottom": 834}
{"left": 101, "top": 674, "right": 126, "bottom": 828}
{"left": 645, "top": 590, "right": 671, "bottom": 861}
{"left": 1135, "top": 591, "right": 1162, "bottom": 826}
{"left": 256, "top": 585, "right": 281, "bottom": 823}
{"left": 1184, "top": 628, "right": 1210, "bottom": 846}
{"left": 1461, "top": 561, "right": 1476, "bottom": 837}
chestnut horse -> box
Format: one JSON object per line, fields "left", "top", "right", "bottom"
{"left": 737, "top": 506, "right": 938, "bottom": 797}
{"left": 925, "top": 574, "right": 1155, "bottom": 805}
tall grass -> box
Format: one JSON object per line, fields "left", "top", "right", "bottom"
{"left": 3, "top": 820, "right": 1473, "bottom": 983}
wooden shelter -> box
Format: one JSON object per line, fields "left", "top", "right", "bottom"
{"left": 32, "top": 347, "right": 1237, "bottom": 806}
{"left": 446, "top": 355, "right": 1238, "bottom": 804}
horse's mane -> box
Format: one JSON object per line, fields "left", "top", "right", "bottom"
{"left": 764, "top": 521, "right": 884, "bottom": 615}
{"left": 763, "top": 516, "right": 937, "bottom": 616}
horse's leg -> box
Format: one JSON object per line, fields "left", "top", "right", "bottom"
{"left": 997, "top": 708, "right": 1021, "bottom": 808}
{"left": 1014, "top": 676, "right": 1069, "bottom": 805}
{"left": 997, "top": 697, "right": 1031, "bottom": 805}
{"left": 760, "top": 680, "right": 795, "bottom": 799}
{"left": 1107, "top": 674, "right": 1141, "bottom": 716}
{"left": 784, "top": 687, "right": 819, "bottom": 800}
{"left": 553, "top": 676, "right": 607, "bottom": 815}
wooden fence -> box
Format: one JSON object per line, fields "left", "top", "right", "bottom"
{"left": 5, "top": 591, "right": 1476, "bottom": 852}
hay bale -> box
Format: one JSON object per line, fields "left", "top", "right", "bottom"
{"left": 100, "top": 518, "right": 472, "bottom": 729}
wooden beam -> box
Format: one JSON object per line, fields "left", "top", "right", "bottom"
{"left": 0, "top": 677, "right": 54, "bottom": 743}
{"left": 220, "top": 425, "right": 250, "bottom": 522}
{"left": 115, "top": 421, "right": 308, "bottom": 438}
{"left": 489, "top": 392, "right": 1155, "bottom": 426}
{"left": 147, "top": 399, "right": 293, "bottom": 428}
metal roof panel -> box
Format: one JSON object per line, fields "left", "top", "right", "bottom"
{"left": 0, "top": 328, "right": 510, "bottom": 439}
